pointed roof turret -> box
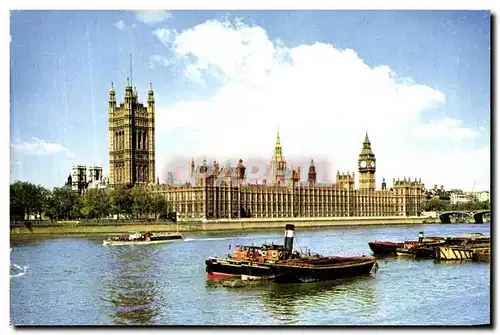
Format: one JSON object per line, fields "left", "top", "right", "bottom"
{"left": 273, "top": 127, "right": 283, "bottom": 157}
{"left": 363, "top": 131, "right": 370, "bottom": 145}
{"left": 360, "top": 131, "right": 374, "bottom": 156}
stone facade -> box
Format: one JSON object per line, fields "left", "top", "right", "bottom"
{"left": 108, "top": 80, "right": 155, "bottom": 187}
{"left": 151, "top": 134, "right": 424, "bottom": 221}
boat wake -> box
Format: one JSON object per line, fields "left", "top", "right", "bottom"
{"left": 11, "top": 264, "right": 28, "bottom": 278}
{"left": 184, "top": 235, "right": 278, "bottom": 243}
{"left": 183, "top": 237, "right": 235, "bottom": 242}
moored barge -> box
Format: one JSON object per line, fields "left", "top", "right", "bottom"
{"left": 369, "top": 232, "right": 490, "bottom": 260}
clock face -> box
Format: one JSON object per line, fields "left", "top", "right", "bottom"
{"left": 371, "top": 161, "right": 375, "bottom": 168}
{"left": 360, "top": 161, "right": 367, "bottom": 168}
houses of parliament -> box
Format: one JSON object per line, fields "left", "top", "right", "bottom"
{"left": 108, "top": 80, "right": 424, "bottom": 221}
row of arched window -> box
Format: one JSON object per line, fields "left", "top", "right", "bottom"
{"left": 113, "top": 130, "right": 148, "bottom": 151}
{"left": 115, "top": 164, "right": 125, "bottom": 182}
{"left": 136, "top": 165, "right": 149, "bottom": 183}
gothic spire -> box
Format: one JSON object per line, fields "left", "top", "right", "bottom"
{"left": 273, "top": 127, "right": 283, "bottom": 157}
{"left": 363, "top": 131, "right": 370, "bottom": 145}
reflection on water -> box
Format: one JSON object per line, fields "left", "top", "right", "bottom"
{"left": 258, "top": 275, "right": 377, "bottom": 324}
{"left": 101, "top": 246, "right": 162, "bottom": 325}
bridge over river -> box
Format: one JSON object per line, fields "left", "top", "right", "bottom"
{"left": 438, "top": 210, "right": 490, "bottom": 224}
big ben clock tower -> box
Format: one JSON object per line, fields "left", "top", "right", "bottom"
{"left": 358, "top": 132, "right": 376, "bottom": 191}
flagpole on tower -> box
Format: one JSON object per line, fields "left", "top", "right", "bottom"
{"left": 129, "top": 53, "right": 133, "bottom": 87}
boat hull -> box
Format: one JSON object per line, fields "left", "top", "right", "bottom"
{"left": 368, "top": 241, "right": 403, "bottom": 255}
{"left": 205, "top": 258, "right": 274, "bottom": 280}
{"left": 413, "top": 246, "right": 437, "bottom": 259}
{"left": 206, "top": 256, "right": 377, "bottom": 283}
{"left": 103, "top": 236, "right": 182, "bottom": 246}
{"left": 269, "top": 259, "right": 376, "bottom": 283}
{"left": 472, "top": 251, "right": 490, "bottom": 262}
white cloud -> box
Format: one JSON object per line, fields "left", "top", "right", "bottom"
{"left": 115, "top": 20, "right": 135, "bottom": 30}
{"left": 153, "top": 28, "right": 177, "bottom": 47}
{"left": 153, "top": 18, "right": 490, "bottom": 192}
{"left": 115, "top": 20, "right": 127, "bottom": 30}
{"left": 149, "top": 54, "right": 172, "bottom": 69}
{"left": 416, "top": 117, "right": 480, "bottom": 140}
{"left": 135, "top": 11, "right": 172, "bottom": 25}
{"left": 11, "top": 137, "right": 75, "bottom": 158}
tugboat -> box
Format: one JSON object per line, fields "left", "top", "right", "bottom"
{"left": 103, "top": 231, "right": 183, "bottom": 246}
{"left": 205, "top": 224, "right": 377, "bottom": 283}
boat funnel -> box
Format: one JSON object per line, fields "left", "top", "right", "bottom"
{"left": 284, "top": 224, "right": 295, "bottom": 256}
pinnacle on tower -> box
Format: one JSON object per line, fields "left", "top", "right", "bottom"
{"left": 273, "top": 127, "right": 283, "bottom": 157}
{"left": 364, "top": 131, "right": 370, "bottom": 144}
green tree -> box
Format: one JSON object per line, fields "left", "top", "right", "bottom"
{"left": 10, "top": 181, "right": 49, "bottom": 220}
{"left": 44, "top": 187, "right": 82, "bottom": 220}
{"left": 423, "top": 198, "right": 449, "bottom": 212}
{"left": 480, "top": 201, "right": 490, "bottom": 210}
{"left": 81, "top": 188, "right": 111, "bottom": 219}
{"left": 150, "top": 192, "right": 169, "bottom": 220}
{"left": 131, "top": 186, "right": 152, "bottom": 219}
{"left": 109, "top": 186, "right": 133, "bottom": 219}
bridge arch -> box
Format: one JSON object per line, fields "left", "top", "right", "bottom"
{"left": 438, "top": 211, "right": 473, "bottom": 223}
{"left": 472, "top": 210, "right": 490, "bottom": 224}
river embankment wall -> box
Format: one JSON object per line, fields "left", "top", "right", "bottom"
{"left": 10, "top": 216, "right": 438, "bottom": 236}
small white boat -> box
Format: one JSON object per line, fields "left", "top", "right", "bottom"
{"left": 103, "top": 231, "right": 183, "bottom": 246}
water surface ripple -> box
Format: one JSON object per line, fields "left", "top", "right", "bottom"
{"left": 10, "top": 223, "right": 490, "bottom": 325}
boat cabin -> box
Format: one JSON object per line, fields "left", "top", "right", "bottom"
{"left": 230, "top": 243, "right": 299, "bottom": 262}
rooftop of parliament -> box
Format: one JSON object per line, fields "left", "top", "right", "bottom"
{"left": 107, "top": 80, "right": 425, "bottom": 221}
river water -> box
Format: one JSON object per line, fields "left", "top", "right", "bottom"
{"left": 10, "top": 223, "right": 490, "bottom": 326}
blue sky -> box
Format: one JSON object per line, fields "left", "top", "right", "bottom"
{"left": 10, "top": 10, "right": 491, "bottom": 191}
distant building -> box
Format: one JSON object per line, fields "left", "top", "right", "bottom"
{"left": 66, "top": 164, "right": 107, "bottom": 196}
{"left": 470, "top": 191, "right": 490, "bottom": 202}
{"left": 449, "top": 190, "right": 490, "bottom": 205}
{"left": 87, "top": 165, "right": 107, "bottom": 190}
{"left": 450, "top": 192, "right": 471, "bottom": 205}
{"left": 166, "top": 172, "right": 175, "bottom": 185}
{"left": 424, "top": 184, "right": 450, "bottom": 201}
{"left": 72, "top": 165, "right": 88, "bottom": 196}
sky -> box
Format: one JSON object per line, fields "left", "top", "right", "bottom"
{"left": 9, "top": 10, "right": 491, "bottom": 191}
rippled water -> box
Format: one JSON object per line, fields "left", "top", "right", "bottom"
{"left": 10, "top": 223, "right": 490, "bottom": 325}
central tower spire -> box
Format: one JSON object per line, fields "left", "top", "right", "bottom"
{"left": 274, "top": 127, "right": 282, "bottom": 157}
{"left": 270, "top": 127, "right": 287, "bottom": 186}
